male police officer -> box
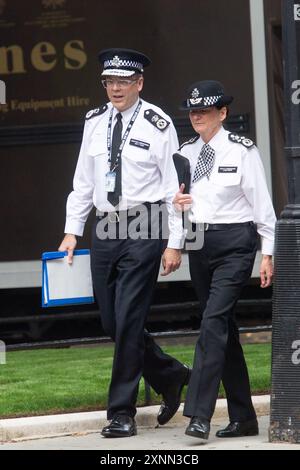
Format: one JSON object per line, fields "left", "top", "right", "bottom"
{"left": 174, "top": 80, "right": 276, "bottom": 441}
{"left": 59, "top": 49, "right": 190, "bottom": 438}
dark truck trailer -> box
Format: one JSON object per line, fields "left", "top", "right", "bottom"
{"left": 0, "top": 0, "right": 282, "bottom": 342}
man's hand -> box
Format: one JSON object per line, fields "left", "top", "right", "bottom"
{"left": 260, "top": 255, "right": 273, "bottom": 288}
{"left": 58, "top": 234, "right": 77, "bottom": 264}
{"left": 173, "top": 184, "right": 193, "bottom": 212}
{"left": 161, "top": 248, "right": 182, "bottom": 276}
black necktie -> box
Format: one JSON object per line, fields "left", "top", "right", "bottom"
{"left": 107, "top": 112, "right": 123, "bottom": 206}
{"left": 192, "top": 143, "right": 215, "bottom": 182}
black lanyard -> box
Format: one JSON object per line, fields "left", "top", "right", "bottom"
{"left": 107, "top": 100, "right": 142, "bottom": 171}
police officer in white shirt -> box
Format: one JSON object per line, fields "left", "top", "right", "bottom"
{"left": 173, "top": 80, "right": 276, "bottom": 441}
{"left": 58, "top": 49, "right": 190, "bottom": 438}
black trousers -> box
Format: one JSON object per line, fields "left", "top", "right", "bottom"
{"left": 183, "top": 223, "right": 258, "bottom": 422}
{"left": 91, "top": 216, "right": 184, "bottom": 419}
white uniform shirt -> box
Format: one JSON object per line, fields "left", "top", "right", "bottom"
{"left": 65, "top": 98, "right": 184, "bottom": 249}
{"left": 179, "top": 127, "right": 276, "bottom": 255}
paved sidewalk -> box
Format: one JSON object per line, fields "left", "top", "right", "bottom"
{"left": 0, "top": 395, "right": 270, "bottom": 443}
{"left": 1, "top": 415, "right": 300, "bottom": 450}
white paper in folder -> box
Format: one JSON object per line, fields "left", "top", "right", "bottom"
{"left": 42, "top": 249, "right": 94, "bottom": 307}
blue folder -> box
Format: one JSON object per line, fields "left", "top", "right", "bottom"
{"left": 42, "top": 249, "right": 94, "bottom": 307}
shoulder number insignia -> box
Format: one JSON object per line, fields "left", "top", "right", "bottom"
{"left": 144, "top": 109, "right": 170, "bottom": 131}
{"left": 228, "top": 133, "right": 254, "bottom": 149}
{"left": 85, "top": 104, "right": 108, "bottom": 120}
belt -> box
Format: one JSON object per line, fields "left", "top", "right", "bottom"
{"left": 96, "top": 200, "right": 162, "bottom": 223}
{"left": 192, "top": 221, "right": 254, "bottom": 231}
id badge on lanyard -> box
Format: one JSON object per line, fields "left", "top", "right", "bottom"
{"left": 106, "top": 101, "right": 142, "bottom": 176}
{"left": 105, "top": 171, "right": 116, "bottom": 192}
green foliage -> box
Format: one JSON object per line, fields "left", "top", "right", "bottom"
{"left": 0, "top": 343, "right": 271, "bottom": 418}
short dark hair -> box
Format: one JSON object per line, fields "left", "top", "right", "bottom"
{"left": 216, "top": 105, "right": 230, "bottom": 119}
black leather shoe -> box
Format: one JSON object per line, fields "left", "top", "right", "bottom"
{"left": 185, "top": 417, "right": 210, "bottom": 440}
{"left": 157, "top": 365, "right": 191, "bottom": 425}
{"left": 101, "top": 415, "right": 137, "bottom": 438}
{"left": 216, "top": 419, "right": 259, "bottom": 438}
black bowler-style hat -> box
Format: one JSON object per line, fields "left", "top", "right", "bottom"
{"left": 98, "top": 48, "right": 151, "bottom": 77}
{"left": 180, "top": 80, "right": 233, "bottom": 111}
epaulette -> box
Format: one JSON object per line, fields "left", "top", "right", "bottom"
{"left": 85, "top": 104, "right": 108, "bottom": 120}
{"left": 179, "top": 135, "right": 200, "bottom": 150}
{"left": 228, "top": 133, "right": 254, "bottom": 149}
{"left": 144, "top": 109, "right": 170, "bottom": 131}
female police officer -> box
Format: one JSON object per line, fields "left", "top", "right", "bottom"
{"left": 173, "top": 80, "right": 276, "bottom": 440}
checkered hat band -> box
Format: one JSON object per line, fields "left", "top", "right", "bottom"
{"left": 104, "top": 59, "right": 143, "bottom": 70}
{"left": 188, "top": 95, "right": 222, "bottom": 107}
{"left": 192, "top": 144, "right": 215, "bottom": 182}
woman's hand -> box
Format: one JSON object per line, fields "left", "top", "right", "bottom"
{"left": 173, "top": 184, "right": 193, "bottom": 212}
{"left": 260, "top": 255, "right": 273, "bottom": 288}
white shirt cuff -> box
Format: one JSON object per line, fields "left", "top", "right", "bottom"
{"left": 167, "top": 234, "right": 185, "bottom": 249}
{"left": 261, "top": 237, "right": 274, "bottom": 256}
{"left": 64, "top": 219, "right": 85, "bottom": 237}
